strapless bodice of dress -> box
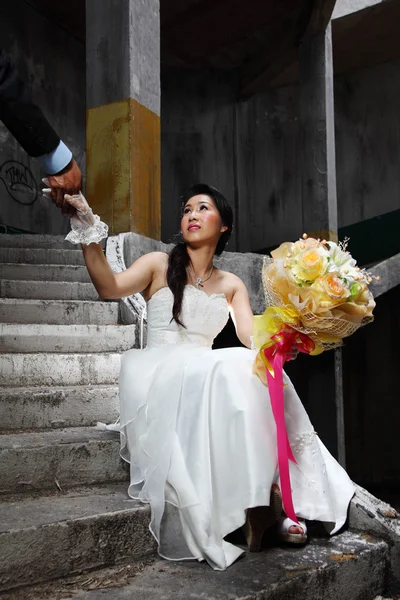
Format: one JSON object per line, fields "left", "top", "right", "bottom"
{"left": 146, "top": 285, "right": 229, "bottom": 349}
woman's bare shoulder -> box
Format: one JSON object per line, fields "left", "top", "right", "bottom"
{"left": 218, "top": 269, "right": 245, "bottom": 286}
{"left": 216, "top": 269, "right": 248, "bottom": 299}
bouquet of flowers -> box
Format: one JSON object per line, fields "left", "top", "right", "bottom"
{"left": 252, "top": 234, "right": 377, "bottom": 523}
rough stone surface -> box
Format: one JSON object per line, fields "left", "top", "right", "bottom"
{"left": 0, "top": 323, "right": 136, "bottom": 353}
{"left": 0, "top": 247, "right": 86, "bottom": 265}
{"left": 86, "top": 0, "right": 160, "bottom": 115}
{"left": 14, "top": 531, "right": 387, "bottom": 600}
{"left": 0, "top": 427, "right": 127, "bottom": 495}
{"left": 0, "top": 298, "right": 119, "bottom": 326}
{"left": 0, "top": 235, "right": 77, "bottom": 250}
{"left": 349, "top": 484, "right": 400, "bottom": 593}
{"left": 370, "top": 252, "right": 400, "bottom": 297}
{"left": 0, "top": 385, "right": 119, "bottom": 431}
{"left": 0, "top": 353, "right": 121, "bottom": 387}
{"left": 0, "top": 484, "right": 155, "bottom": 592}
{"left": 0, "top": 263, "right": 91, "bottom": 283}
{"left": 0, "top": 280, "right": 99, "bottom": 301}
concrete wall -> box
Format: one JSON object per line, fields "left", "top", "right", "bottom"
{"left": 161, "top": 68, "right": 301, "bottom": 252}
{"left": 342, "top": 284, "right": 400, "bottom": 488}
{"left": 0, "top": 1, "right": 85, "bottom": 234}
{"left": 335, "top": 60, "right": 400, "bottom": 226}
{"left": 161, "top": 69, "right": 240, "bottom": 249}
{"left": 161, "top": 58, "right": 400, "bottom": 252}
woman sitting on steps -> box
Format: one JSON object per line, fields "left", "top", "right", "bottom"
{"left": 45, "top": 183, "right": 355, "bottom": 571}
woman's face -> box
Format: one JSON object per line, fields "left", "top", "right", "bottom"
{"left": 181, "top": 194, "right": 227, "bottom": 246}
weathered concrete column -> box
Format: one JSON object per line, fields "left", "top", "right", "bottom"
{"left": 298, "top": 22, "right": 346, "bottom": 467}
{"left": 85, "top": 0, "right": 161, "bottom": 238}
{"left": 300, "top": 23, "right": 337, "bottom": 242}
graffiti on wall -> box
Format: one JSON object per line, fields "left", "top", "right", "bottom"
{"left": 0, "top": 160, "right": 39, "bottom": 205}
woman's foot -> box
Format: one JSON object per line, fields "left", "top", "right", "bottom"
{"left": 278, "top": 516, "right": 308, "bottom": 545}
{"left": 243, "top": 484, "right": 282, "bottom": 552}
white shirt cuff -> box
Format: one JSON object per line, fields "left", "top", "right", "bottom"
{"left": 38, "top": 140, "right": 73, "bottom": 175}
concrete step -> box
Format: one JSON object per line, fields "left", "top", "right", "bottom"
{"left": 0, "top": 298, "right": 120, "bottom": 325}
{"left": 0, "top": 385, "right": 119, "bottom": 431}
{"left": 0, "top": 279, "right": 99, "bottom": 300}
{"left": 0, "top": 234, "right": 76, "bottom": 250}
{"left": 0, "top": 246, "right": 86, "bottom": 265}
{"left": 1, "top": 353, "right": 121, "bottom": 387}
{"left": 0, "top": 263, "right": 91, "bottom": 282}
{"left": 0, "top": 233, "right": 105, "bottom": 251}
{"left": 1, "top": 530, "right": 388, "bottom": 599}
{"left": 0, "top": 323, "right": 136, "bottom": 353}
{"left": 0, "top": 427, "right": 128, "bottom": 495}
{"left": 0, "top": 483, "right": 155, "bottom": 592}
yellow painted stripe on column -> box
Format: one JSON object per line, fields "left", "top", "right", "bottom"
{"left": 86, "top": 98, "right": 160, "bottom": 238}
{"left": 130, "top": 98, "right": 161, "bottom": 239}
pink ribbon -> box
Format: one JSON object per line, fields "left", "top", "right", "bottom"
{"left": 262, "top": 328, "right": 316, "bottom": 524}
{"left": 264, "top": 347, "right": 298, "bottom": 524}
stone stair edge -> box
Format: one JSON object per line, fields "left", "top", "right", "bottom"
{"left": 0, "top": 351, "right": 123, "bottom": 357}
{"left": 0, "top": 279, "right": 100, "bottom": 300}
{"left": 0, "top": 530, "right": 389, "bottom": 600}
{"left": 0, "top": 323, "right": 136, "bottom": 336}
{"left": 0, "top": 425, "right": 121, "bottom": 449}
{"left": 0, "top": 234, "right": 105, "bottom": 250}
{"left": 0, "top": 264, "right": 92, "bottom": 283}
{"left": 0, "top": 352, "right": 121, "bottom": 387}
{"left": 0, "top": 247, "right": 86, "bottom": 266}
{"left": 0, "top": 426, "right": 127, "bottom": 496}
{"left": 0, "top": 298, "right": 118, "bottom": 305}
{"left": 0, "top": 383, "right": 119, "bottom": 393}
{"left": 0, "top": 323, "right": 135, "bottom": 331}
{"left": 0, "top": 262, "right": 87, "bottom": 269}
{"left": 0, "top": 298, "right": 120, "bottom": 325}
{"left": 0, "top": 233, "right": 74, "bottom": 244}
{"left": 0, "top": 384, "right": 119, "bottom": 432}
{"left": 0, "top": 482, "right": 142, "bottom": 528}
{"left": 0, "top": 483, "right": 154, "bottom": 593}
{"left": 0, "top": 322, "right": 137, "bottom": 353}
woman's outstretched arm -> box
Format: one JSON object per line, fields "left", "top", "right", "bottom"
{"left": 82, "top": 244, "right": 165, "bottom": 300}
{"left": 44, "top": 191, "right": 165, "bottom": 300}
{"left": 229, "top": 277, "right": 254, "bottom": 348}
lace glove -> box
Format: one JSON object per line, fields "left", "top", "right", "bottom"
{"left": 43, "top": 190, "right": 108, "bottom": 245}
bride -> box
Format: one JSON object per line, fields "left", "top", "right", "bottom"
{"left": 48, "top": 183, "right": 355, "bottom": 571}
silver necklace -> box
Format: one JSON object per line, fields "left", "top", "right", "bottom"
{"left": 188, "top": 264, "right": 214, "bottom": 289}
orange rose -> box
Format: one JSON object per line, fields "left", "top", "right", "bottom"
{"left": 311, "top": 273, "right": 350, "bottom": 310}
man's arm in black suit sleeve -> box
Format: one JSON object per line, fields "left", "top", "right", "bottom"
{"left": 0, "top": 48, "right": 60, "bottom": 157}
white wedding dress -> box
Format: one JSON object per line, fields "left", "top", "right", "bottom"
{"left": 119, "top": 285, "right": 355, "bottom": 570}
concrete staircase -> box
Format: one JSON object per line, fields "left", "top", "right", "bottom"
{"left": 0, "top": 234, "right": 392, "bottom": 599}
{"left": 0, "top": 235, "right": 156, "bottom": 593}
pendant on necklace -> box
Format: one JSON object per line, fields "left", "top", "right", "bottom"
{"left": 195, "top": 278, "right": 203, "bottom": 289}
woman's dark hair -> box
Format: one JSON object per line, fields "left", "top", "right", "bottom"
{"left": 167, "top": 184, "right": 233, "bottom": 327}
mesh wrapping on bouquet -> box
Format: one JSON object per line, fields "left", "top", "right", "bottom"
{"left": 262, "top": 257, "right": 374, "bottom": 351}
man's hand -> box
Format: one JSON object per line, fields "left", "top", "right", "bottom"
{"left": 43, "top": 158, "right": 82, "bottom": 216}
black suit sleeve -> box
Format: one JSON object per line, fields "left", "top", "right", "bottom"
{"left": 0, "top": 48, "right": 60, "bottom": 157}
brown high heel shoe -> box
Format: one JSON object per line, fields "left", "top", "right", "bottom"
{"left": 243, "top": 484, "right": 283, "bottom": 552}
